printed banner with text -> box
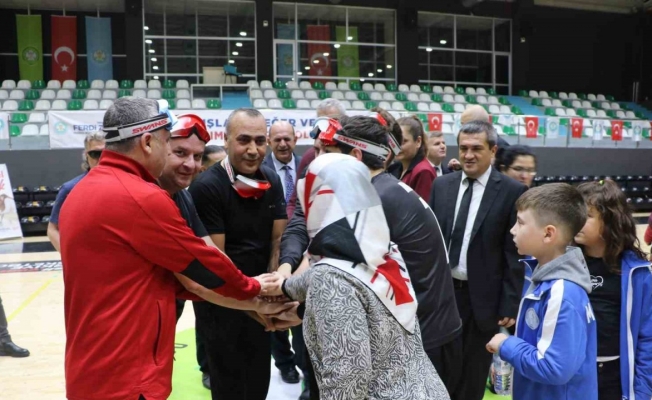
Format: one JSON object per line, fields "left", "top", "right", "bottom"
{"left": 0, "top": 164, "right": 23, "bottom": 241}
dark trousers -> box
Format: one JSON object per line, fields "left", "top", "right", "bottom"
{"left": 426, "top": 334, "right": 464, "bottom": 397}
{"left": 195, "top": 302, "right": 271, "bottom": 400}
{"left": 0, "top": 294, "right": 9, "bottom": 342}
{"left": 271, "top": 325, "right": 308, "bottom": 376}
{"left": 451, "top": 281, "right": 497, "bottom": 400}
{"left": 597, "top": 359, "right": 622, "bottom": 400}
{"left": 305, "top": 350, "right": 319, "bottom": 400}
{"left": 175, "top": 299, "right": 209, "bottom": 373}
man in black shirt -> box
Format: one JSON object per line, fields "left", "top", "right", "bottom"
{"left": 278, "top": 114, "right": 462, "bottom": 397}
{"left": 189, "top": 108, "right": 288, "bottom": 400}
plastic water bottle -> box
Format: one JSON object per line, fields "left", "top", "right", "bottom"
{"left": 493, "top": 352, "right": 513, "bottom": 395}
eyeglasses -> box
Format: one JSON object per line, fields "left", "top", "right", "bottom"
{"left": 509, "top": 166, "right": 536, "bottom": 176}
{"left": 87, "top": 150, "right": 103, "bottom": 159}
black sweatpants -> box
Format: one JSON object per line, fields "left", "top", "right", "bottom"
{"left": 598, "top": 359, "right": 622, "bottom": 400}
{"left": 426, "top": 334, "right": 464, "bottom": 397}
{"left": 195, "top": 302, "right": 271, "bottom": 400}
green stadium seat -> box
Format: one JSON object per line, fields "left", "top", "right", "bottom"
{"left": 417, "top": 114, "right": 428, "bottom": 124}
{"left": 562, "top": 100, "right": 573, "bottom": 108}
{"left": 538, "top": 126, "right": 546, "bottom": 135}
{"left": 318, "top": 91, "right": 330, "bottom": 100}
{"left": 606, "top": 95, "right": 615, "bottom": 101}
{"left": 72, "top": 90, "right": 86, "bottom": 100}
{"left": 487, "top": 88, "right": 496, "bottom": 95}
{"left": 511, "top": 106, "right": 523, "bottom": 115}
{"left": 273, "top": 80, "right": 286, "bottom": 89}
{"left": 167, "top": 99, "right": 176, "bottom": 109}
{"left": 162, "top": 80, "right": 174, "bottom": 89}
{"left": 312, "top": 82, "right": 325, "bottom": 90}
{"left": 350, "top": 82, "right": 361, "bottom": 91}
{"left": 578, "top": 93, "right": 587, "bottom": 100}
{"left": 431, "top": 94, "right": 443, "bottom": 103}
{"left": 395, "top": 93, "right": 407, "bottom": 102}
{"left": 25, "top": 90, "right": 40, "bottom": 100}
{"left": 499, "top": 97, "right": 511, "bottom": 105}
{"left": 32, "top": 80, "right": 46, "bottom": 89}
{"left": 560, "top": 118, "right": 569, "bottom": 126}
{"left": 67, "top": 100, "right": 82, "bottom": 110}
{"left": 531, "top": 98, "right": 543, "bottom": 106}
{"left": 635, "top": 111, "right": 645, "bottom": 119}
{"left": 277, "top": 90, "right": 290, "bottom": 99}
{"left": 207, "top": 99, "right": 222, "bottom": 109}
{"left": 482, "top": 105, "right": 490, "bottom": 112}
{"left": 120, "top": 80, "right": 134, "bottom": 89}
{"left": 365, "top": 101, "right": 377, "bottom": 110}
{"left": 357, "top": 92, "right": 370, "bottom": 101}
{"left": 404, "top": 102, "right": 417, "bottom": 112}
{"left": 624, "top": 121, "right": 632, "bottom": 129}
{"left": 607, "top": 110, "right": 617, "bottom": 118}
{"left": 282, "top": 99, "right": 296, "bottom": 109}
{"left": 620, "top": 103, "right": 629, "bottom": 110}
{"left": 576, "top": 109, "right": 588, "bottom": 118}
{"left": 18, "top": 100, "right": 34, "bottom": 111}
{"left": 518, "top": 90, "right": 528, "bottom": 97}
{"left": 420, "top": 85, "right": 432, "bottom": 93}
{"left": 11, "top": 113, "right": 27, "bottom": 123}
{"left": 492, "top": 116, "right": 499, "bottom": 124}
{"left": 549, "top": 92, "right": 558, "bottom": 99}
{"left": 443, "top": 103, "right": 454, "bottom": 113}
{"left": 162, "top": 90, "right": 176, "bottom": 100}
{"left": 545, "top": 108, "right": 556, "bottom": 116}
{"left": 386, "top": 83, "right": 398, "bottom": 92}
{"left": 118, "top": 89, "right": 131, "bottom": 98}
{"left": 465, "top": 95, "right": 477, "bottom": 104}
{"left": 454, "top": 87, "right": 464, "bottom": 94}
{"left": 76, "top": 80, "right": 89, "bottom": 89}
{"left": 592, "top": 101, "right": 601, "bottom": 108}
{"left": 502, "top": 126, "right": 516, "bottom": 136}
{"left": 9, "top": 125, "right": 21, "bottom": 137}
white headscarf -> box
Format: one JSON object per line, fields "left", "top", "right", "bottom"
{"left": 297, "top": 153, "right": 418, "bottom": 333}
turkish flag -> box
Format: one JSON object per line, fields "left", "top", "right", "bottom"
{"left": 51, "top": 16, "right": 77, "bottom": 81}
{"left": 307, "top": 26, "right": 331, "bottom": 84}
{"left": 571, "top": 118, "right": 584, "bottom": 138}
{"left": 428, "top": 113, "right": 442, "bottom": 131}
{"left": 524, "top": 117, "right": 538, "bottom": 138}
{"left": 610, "top": 120, "right": 623, "bottom": 141}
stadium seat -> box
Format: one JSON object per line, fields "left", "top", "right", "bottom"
{"left": 172, "top": 80, "right": 187, "bottom": 89}
{"left": 99, "top": 100, "right": 113, "bottom": 110}
{"left": 247, "top": 80, "right": 259, "bottom": 89}
{"left": 285, "top": 81, "right": 298, "bottom": 90}
{"left": 409, "top": 85, "right": 421, "bottom": 93}
{"left": 39, "top": 124, "right": 49, "bottom": 135}
{"left": 419, "top": 93, "right": 431, "bottom": 102}
{"left": 363, "top": 101, "right": 376, "bottom": 110}
{"left": 454, "top": 87, "right": 464, "bottom": 95}
{"left": 519, "top": 90, "right": 528, "bottom": 97}
{"left": 430, "top": 103, "right": 442, "bottom": 112}
{"left": 454, "top": 94, "right": 466, "bottom": 103}
{"left": 542, "top": 99, "right": 552, "bottom": 107}
{"left": 417, "top": 102, "right": 429, "bottom": 112}
{"left": 118, "top": 89, "right": 132, "bottom": 98}
{"left": 273, "top": 80, "right": 286, "bottom": 89}
{"left": 551, "top": 99, "right": 562, "bottom": 107}
{"left": 166, "top": 99, "right": 177, "bottom": 110}
{"left": 600, "top": 102, "right": 611, "bottom": 109}
{"left": 488, "top": 96, "right": 500, "bottom": 105}
{"left": 358, "top": 92, "right": 371, "bottom": 101}
{"left": 10, "top": 113, "right": 27, "bottom": 123}
{"left": 291, "top": 90, "right": 305, "bottom": 99}
{"left": 46, "top": 80, "right": 61, "bottom": 89}
{"left": 612, "top": 103, "right": 621, "bottom": 110}
{"left": 62, "top": 80, "right": 76, "bottom": 89}
{"left": 176, "top": 89, "right": 190, "bottom": 99}
{"left": 34, "top": 100, "right": 51, "bottom": 111}
{"left": 268, "top": 99, "right": 283, "bottom": 109}
{"left": 148, "top": 80, "right": 161, "bottom": 89}
{"left": 500, "top": 105, "right": 511, "bottom": 114}
{"left": 385, "top": 83, "right": 398, "bottom": 92}
{"left": 383, "top": 92, "right": 395, "bottom": 101}
{"left": 312, "top": 82, "right": 325, "bottom": 90}
{"left": 0, "top": 90, "right": 7, "bottom": 100}
{"left": 57, "top": 90, "right": 71, "bottom": 100}
{"left": 392, "top": 101, "right": 405, "bottom": 111}
{"left": 177, "top": 99, "right": 191, "bottom": 109}
{"left": 297, "top": 99, "right": 311, "bottom": 109}
{"left": 253, "top": 99, "right": 267, "bottom": 108}
{"left": 529, "top": 90, "right": 539, "bottom": 98}
{"left": 477, "top": 95, "right": 488, "bottom": 104}
{"left": 83, "top": 100, "right": 99, "bottom": 110}
{"left": 420, "top": 85, "right": 432, "bottom": 93}
{"left": 344, "top": 91, "right": 357, "bottom": 101}
{"left": 67, "top": 100, "right": 82, "bottom": 110}
{"left": 443, "top": 94, "right": 454, "bottom": 103}
{"left": 325, "top": 82, "right": 337, "bottom": 90}
{"left": 559, "top": 92, "right": 568, "bottom": 99}
{"left": 134, "top": 80, "right": 147, "bottom": 89}
{"left": 405, "top": 102, "right": 417, "bottom": 112}
{"left": 442, "top": 103, "right": 454, "bottom": 113}
{"left": 147, "top": 90, "right": 161, "bottom": 99}
{"left": 105, "top": 80, "right": 119, "bottom": 89}
{"left": 51, "top": 100, "right": 67, "bottom": 110}
{"left": 394, "top": 93, "right": 406, "bottom": 102}
{"left": 263, "top": 90, "right": 278, "bottom": 99}
{"left": 331, "top": 91, "right": 344, "bottom": 100}
{"left": 8, "top": 125, "right": 20, "bottom": 137}
{"left": 338, "top": 100, "right": 350, "bottom": 110}
{"left": 587, "top": 94, "right": 596, "bottom": 101}
{"left": 336, "top": 82, "right": 348, "bottom": 91}
{"left": 466, "top": 87, "right": 476, "bottom": 95}
{"left": 374, "top": 83, "right": 386, "bottom": 92}
{"left": 90, "top": 80, "right": 105, "bottom": 89}
{"left": 626, "top": 111, "right": 636, "bottom": 119}
{"left": 72, "top": 90, "right": 87, "bottom": 99}
{"left": 162, "top": 89, "right": 175, "bottom": 100}
{"left": 26, "top": 90, "right": 40, "bottom": 100}
{"left": 556, "top": 108, "right": 566, "bottom": 117}
{"left": 539, "top": 91, "right": 549, "bottom": 98}
{"left": 476, "top": 87, "right": 487, "bottom": 95}
{"left": 378, "top": 101, "right": 391, "bottom": 110}
{"left": 18, "top": 100, "right": 34, "bottom": 111}
{"left": 260, "top": 80, "right": 273, "bottom": 89}
{"left": 10, "top": 90, "right": 25, "bottom": 100}
{"left": 545, "top": 107, "right": 556, "bottom": 116}
{"left": 32, "top": 80, "right": 46, "bottom": 89}
{"left": 455, "top": 104, "right": 467, "bottom": 113}
{"left": 299, "top": 81, "right": 311, "bottom": 90}
{"left": 74, "top": 80, "right": 89, "bottom": 89}
{"left": 616, "top": 110, "right": 626, "bottom": 119}
{"left": 17, "top": 80, "right": 31, "bottom": 89}
{"left": 250, "top": 89, "right": 263, "bottom": 99}
{"left": 370, "top": 92, "right": 383, "bottom": 101}
{"left": 311, "top": 99, "right": 322, "bottom": 109}
{"left": 597, "top": 110, "right": 607, "bottom": 118}
{"left": 305, "top": 90, "right": 318, "bottom": 100}
{"left": 572, "top": 100, "right": 582, "bottom": 108}
{"left": 87, "top": 89, "right": 101, "bottom": 99}
{"left": 120, "top": 80, "right": 134, "bottom": 89}
{"left": 207, "top": 99, "right": 221, "bottom": 109}
{"left": 568, "top": 92, "right": 578, "bottom": 100}
{"left": 362, "top": 83, "right": 374, "bottom": 92}
{"left": 597, "top": 94, "right": 606, "bottom": 101}
{"left": 22, "top": 124, "right": 39, "bottom": 136}
{"left": 351, "top": 100, "right": 366, "bottom": 110}
{"left": 192, "top": 99, "right": 207, "bottom": 109}
{"left": 406, "top": 93, "right": 418, "bottom": 102}
{"left": 278, "top": 89, "right": 291, "bottom": 99}
{"left": 350, "top": 82, "right": 362, "bottom": 91}
{"left": 28, "top": 113, "right": 46, "bottom": 123}
{"left": 41, "top": 90, "right": 56, "bottom": 100}
{"left": 398, "top": 84, "right": 409, "bottom": 93}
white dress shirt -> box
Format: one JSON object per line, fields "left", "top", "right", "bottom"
{"left": 429, "top": 160, "right": 443, "bottom": 177}
{"left": 450, "top": 166, "right": 492, "bottom": 281}
{"left": 271, "top": 153, "right": 296, "bottom": 198}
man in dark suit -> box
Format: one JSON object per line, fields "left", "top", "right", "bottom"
{"left": 429, "top": 120, "right": 526, "bottom": 400}
{"left": 426, "top": 131, "right": 451, "bottom": 177}
{"left": 262, "top": 120, "right": 306, "bottom": 386}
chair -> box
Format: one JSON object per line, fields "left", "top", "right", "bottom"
{"left": 343, "top": 91, "right": 356, "bottom": 101}
{"left": 120, "top": 80, "right": 134, "bottom": 89}
{"left": 311, "top": 99, "right": 322, "bottom": 109}
{"left": 596, "top": 110, "right": 607, "bottom": 118}
{"left": 10, "top": 113, "right": 27, "bottom": 123}
{"left": 391, "top": 101, "right": 405, "bottom": 111}
{"left": 385, "top": 83, "right": 398, "bottom": 92}
{"left": 340, "top": 100, "right": 352, "bottom": 110}
{"left": 162, "top": 89, "right": 176, "bottom": 100}
{"left": 146, "top": 90, "right": 161, "bottom": 99}
{"left": 600, "top": 102, "right": 611, "bottom": 110}
{"left": 370, "top": 92, "right": 383, "bottom": 101}
{"left": 17, "top": 80, "right": 31, "bottom": 89}
{"left": 70, "top": 89, "right": 86, "bottom": 100}
{"left": 555, "top": 108, "right": 567, "bottom": 117}
{"left": 444, "top": 86, "right": 455, "bottom": 94}
{"left": 383, "top": 92, "right": 395, "bottom": 101}
{"left": 572, "top": 100, "right": 582, "bottom": 108}
{"left": 321, "top": 82, "right": 335, "bottom": 91}
{"left": 207, "top": 99, "right": 221, "bottom": 109}
{"left": 454, "top": 94, "right": 466, "bottom": 103}
{"left": 134, "top": 80, "right": 147, "bottom": 89}
{"left": 268, "top": 99, "right": 282, "bottom": 109}
{"left": 21, "top": 124, "right": 39, "bottom": 136}
{"left": 9, "top": 90, "right": 25, "bottom": 100}
{"left": 263, "top": 90, "right": 278, "bottom": 99}
{"left": 299, "top": 81, "right": 312, "bottom": 90}
{"left": 419, "top": 93, "right": 431, "bottom": 102}
{"left": 611, "top": 103, "right": 621, "bottom": 110}
{"left": 477, "top": 96, "right": 488, "bottom": 104}
{"left": 260, "top": 80, "right": 273, "bottom": 89}
{"left": 417, "top": 102, "right": 429, "bottom": 112}
{"left": 378, "top": 101, "right": 392, "bottom": 110}
{"left": 18, "top": 100, "right": 34, "bottom": 111}
{"left": 32, "top": 80, "right": 46, "bottom": 89}
{"left": 39, "top": 124, "right": 49, "bottom": 136}
{"left": 285, "top": 81, "right": 298, "bottom": 90}
{"left": 0, "top": 90, "right": 7, "bottom": 100}
{"left": 291, "top": 90, "right": 305, "bottom": 99}
{"left": 177, "top": 99, "right": 191, "bottom": 109}
{"left": 626, "top": 111, "right": 636, "bottom": 119}
{"left": 350, "top": 82, "right": 362, "bottom": 91}
{"left": 83, "top": 100, "right": 99, "bottom": 110}
{"left": 405, "top": 102, "right": 417, "bottom": 112}
{"left": 431, "top": 86, "right": 442, "bottom": 94}
{"left": 466, "top": 87, "right": 476, "bottom": 95}
{"left": 455, "top": 104, "right": 467, "bottom": 113}
{"left": 312, "top": 82, "right": 325, "bottom": 90}
{"left": 587, "top": 94, "right": 596, "bottom": 101}
{"left": 105, "top": 80, "right": 119, "bottom": 89}
{"left": 488, "top": 96, "right": 500, "bottom": 105}
{"left": 539, "top": 91, "right": 549, "bottom": 98}
{"left": 429, "top": 103, "right": 442, "bottom": 112}
{"left": 398, "top": 84, "right": 410, "bottom": 93}
{"left": 62, "top": 80, "right": 76, "bottom": 89}
{"left": 364, "top": 101, "right": 377, "bottom": 110}
{"left": 441, "top": 124, "right": 453, "bottom": 134}
{"left": 192, "top": 99, "right": 207, "bottom": 109}
{"left": 253, "top": 99, "right": 268, "bottom": 108}
{"left": 28, "top": 113, "right": 46, "bottom": 123}
{"left": 474, "top": 87, "right": 486, "bottom": 95}
{"left": 41, "top": 90, "right": 55, "bottom": 100}
{"left": 362, "top": 83, "right": 374, "bottom": 92}
{"left": 51, "top": 100, "right": 67, "bottom": 110}
{"left": 57, "top": 90, "right": 72, "bottom": 100}
{"left": 297, "top": 99, "right": 311, "bottom": 109}
{"left": 528, "top": 90, "right": 538, "bottom": 98}
{"left": 99, "top": 100, "right": 114, "bottom": 110}
{"left": 551, "top": 99, "right": 562, "bottom": 107}
{"left": 351, "top": 100, "right": 365, "bottom": 110}
{"left": 223, "top": 64, "right": 241, "bottom": 83}
{"left": 568, "top": 92, "right": 578, "bottom": 100}
{"left": 337, "top": 82, "right": 349, "bottom": 91}
{"left": 147, "top": 80, "right": 161, "bottom": 89}
{"left": 500, "top": 105, "right": 512, "bottom": 114}
{"left": 176, "top": 89, "right": 190, "bottom": 99}
{"left": 87, "top": 89, "right": 102, "bottom": 99}
{"left": 91, "top": 80, "right": 105, "bottom": 89}
{"left": 542, "top": 99, "right": 552, "bottom": 107}
{"left": 67, "top": 100, "right": 82, "bottom": 110}
{"left": 586, "top": 109, "right": 597, "bottom": 118}
{"left": 283, "top": 99, "right": 297, "bottom": 109}
{"left": 407, "top": 93, "right": 419, "bottom": 102}
{"left": 34, "top": 100, "right": 51, "bottom": 111}
{"left": 566, "top": 109, "right": 577, "bottom": 117}
{"left": 443, "top": 94, "right": 455, "bottom": 103}
{"left": 597, "top": 94, "right": 606, "bottom": 101}
{"left": 25, "top": 90, "right": 40, "bottom": 100}
{"left": 249, "top": 89, "right": 263, "bottom": 99}
{"left": 305, "top": 90, "right": 318, "bottom": 100}
{"left": 331, "top": 91, "right": 344, "bottom": 100}
{"left": 409, "top": 84, "right": 421, "bottom": 93}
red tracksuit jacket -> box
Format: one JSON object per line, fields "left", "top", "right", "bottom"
{"left": 59, "top": 150, "right": 260, "bottom": 400}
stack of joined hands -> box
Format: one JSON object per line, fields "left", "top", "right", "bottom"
{"left": 251, "top": 270, "right": 301, "bottom": 332}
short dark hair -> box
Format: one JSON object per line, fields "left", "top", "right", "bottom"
{"left": 496, "top": 144, "right": 536, "bottom": 171}
{"left": 457, "top": 120, "right": 497, "bottom": 148}
{"left": 428, "top": 131, "right": 444, "bottom": 139}
{"left": 202, "top": 145, "right": 225, "bottom": 165}
{"left": 397, "top": 115, "right": 427, "bottom": 158}
{"left": 225, "top": 108, "right": 264, "bottom": 137}
{"left": 335, "top": 115, "right": 390, "bottom": 170}
{"left": 516, "top": 183, "right": 587, "bottom": 241}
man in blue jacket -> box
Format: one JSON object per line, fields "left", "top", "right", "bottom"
{"left": 486, "top": 183, "right": 597, "bottom": 400}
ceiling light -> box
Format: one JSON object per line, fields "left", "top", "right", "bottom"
{"left": 232, "top": 51, "right": 239, "bottom": 55}
{"left": 313, "top": 59, "right": 319, "bottom": 64}
{"left": 145, "top": 39, "right": 152, "bottom": 44}
{"left": 377, "top": 69, "right": 382, "bottom": 73}
{"left": 297, "top": 72, "right": 303, "bottom": 76}
{"left": 426, "top": 47, "right": 433, "bottom": 52}
{"left": 153, "top": 76, "right": 159, "bottom": 79}
{"left": 334, "top": 44, "right": 341, "bottom": 48}
{"left": 153, "top": 66, "right": 159, "bottom": 70}
{"left": 386, "top": 65, "right": 393, "bottom": 69}
{"left": 347, "top": 36, "right": 353, "bottom": 41}
{"left": 240, "top": 31, "right": 247, "bottom": 36}
{"left": 360, "top": 78, "right": 365, "bottom": 82}
{"left": 236, "top": 42, "right": 243, "bottom": 47}
{"left": 228, "top": 60, "right": 235, "bottom": 64}
{"left": 304, "top": 66, "right": 310, "bottom": 70}
{"left": 368, "top": 73, "right": 374, "bottom": 77}
{"left": 323, "top": 52, "right": 329, "bottom": 57}
{"left": 148, "top": 49, "right": 155, "bottom": 53}
{"left": 440, "top": 39, "right": 447, "bottom": 45}
{"left": 144, "top": 26, "right": 149, "bottom": 31}
{"left": 151, "top": 57, "right": 157, "bottom": 62}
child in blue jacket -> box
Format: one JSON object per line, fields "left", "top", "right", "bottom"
{"left": 576, "top": 179, "right": 652, "bottom": 400}
{"left": 486, "top": 183, "right": 598, "bottom": 400}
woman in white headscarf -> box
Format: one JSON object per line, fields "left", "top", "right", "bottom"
{"left": 276, "top": 153, "right": 449, "bottom": 400}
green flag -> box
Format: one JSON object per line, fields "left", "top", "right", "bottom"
{"left": 336, "top": 26, "right": 359, "bottom": 78}
{"left": 16, "top": 15, "right": 43, "bottom": 81}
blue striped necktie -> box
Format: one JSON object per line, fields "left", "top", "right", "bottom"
{"left": 281, "top": 165, "right": 294, "bottom": 203}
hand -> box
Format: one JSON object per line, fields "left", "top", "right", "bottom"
{"left": 261, "top": 271, "right": 286, "bottom": 297}
{"left": 253, "top": 273, "right": 277, "bottom": 295}
{"left": 267, "top": 303, "right": 302, "bottom": 332}
{"left": 277, "top": 263, "right": 292, "bottom": 278}
{"left": 498, "top": 317, "right": 515, "bottom": 328}
{"left": 448, "top": 158, "right": 462, "bottom": 171}
{"left": 486, "top": 333, "right": 508, "bottom": 354}
{"left": 255, "top": 298, "right": 297, "bottom": 316}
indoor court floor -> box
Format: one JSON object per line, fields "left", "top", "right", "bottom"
{"left": 1, "top": 222, "right": 650, "bottom": 399}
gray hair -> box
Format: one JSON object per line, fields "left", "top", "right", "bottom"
{"left": 103, "top": 97, "right": 160, "bottom": 153}
{"left": 316, "top": 98, "right": 346, "bottom": 117}
{"left": 269, "top": 120, "right": 295, "bottom": 137}
{"left": 81, "top": 132, "right": 106, "bottom": 171}
{"left": 457, "top": 120, "right": 497, "bottom": 148}
{"left": 225, "top": 108, "right": 264, "bottom": 137}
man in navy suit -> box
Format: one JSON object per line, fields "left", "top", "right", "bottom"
{"left": 262, "top": 120, "right": 306, "bottom": 386}
{"left": 426, "top": 131, "right": 451, "bottom": 177}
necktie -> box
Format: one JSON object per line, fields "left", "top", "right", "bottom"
{"left": 282, "top": 165, "right": 294, "bottom": 203}
{"left": 437, "top": 166, "right": 442, "bottom": 176}
{"left": 449, "top": 178, "right": 475, "bottom": 268}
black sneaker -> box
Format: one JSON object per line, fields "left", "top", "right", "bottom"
{"left": 281, "top": 367, "right": 300, "bottom": 384}
{"left": 202, "top": 373, "right": 211, "bottom": 390}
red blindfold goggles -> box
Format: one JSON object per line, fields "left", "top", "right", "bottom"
{"left": 171, "top": 114, "right": 210, "bottom": 143}
{"left": 222, "top": 156, "right": 271, "bottom": 199}
{"left": 312, "top": 117, "right": 391, "bottom": 161}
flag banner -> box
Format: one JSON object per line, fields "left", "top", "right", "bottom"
{"left": 453, "top": 113, "right": 461, "bottom": 133}
{"left": 428, "top": 113, "right": 442, "bottom": 131}
{"left": 307, "top": 25, "right": 331, "bottom": 82}
{"left": 524, "top": 116, "right": 538, "bottom": 138}
{"left": 16, "top": 15, "right": 43, "bottom": 81}
{"left": 593, "top": 119, "right": 605, "bottom": 140}
{"left": 571, "top": 118, "right": 583, "bottom": 138}
{"left": 0, "top": 113, "right": 9, "bottom": 140}
{"left": 51, "top": 16, "right": 77, "bottom": 81}
{"left": 546, "top": 117, "right": 560, "bottom": 139}
{"left": 0, "top": 164, "right": 23, "bottom": 240}
{"left": 276, "top": 24, "right": 295, "bottom": 76}
{"left": 632, "top": 121, "right": 644, "bottom": 142}
{"left": 498, "top": 114, "right": 515, "bottom": 127}
{"left": 85, "top": 17, "right": 113, "bottom": 81}
{"left": 610, "top": 120, "right": 623, "bottom": 141}
{"left": 336, "top": 26, "right": 359, "bottom": 78}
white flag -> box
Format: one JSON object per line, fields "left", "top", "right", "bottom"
{"left": 592, "top": 120, "right": 605, "bottom": 141}
{"left": 546, "top": 117, "right": 560, "bottom": 139}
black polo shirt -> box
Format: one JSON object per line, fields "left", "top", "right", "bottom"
{"left": 188, "top": 163, "right": 287, "bottom": 277}
{"left": 173, "top": 189, "right": 208, "bottom": 238}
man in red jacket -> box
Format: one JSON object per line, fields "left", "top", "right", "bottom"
{"left": 59, "top": 98, "right": 283, "bottom": 400}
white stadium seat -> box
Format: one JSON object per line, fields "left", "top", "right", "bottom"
{"left": 247, "top": 80, "right": 259, "bottom": 88}
{"left": 263, "top": 90, "right": 277, "bottom": 99}
{"left": 103, "top": 90, "right": 117, "bottom": 99}
{"left": 586, "top": 109, "right": 596, "bottom": 118}
{"left": 555, "top": 108, "right": 566, "bottom": 117}
{"left": 268, "top": 99, "right": 282, "bottom": 109}
{"left": 559, "top": 92, "right": 568, "bottom": 99}
{"left": 299, "top": 81, "right": 311, "bottom": 90}
{"left": 529, "top": 90, "right": 538, "bottom": 98}
{"left": 456, "top": 104, "right": 468, "bottom": 113}
{"left": 488, "top": 96, "right": 500, "bottom": 105}
{"left": 552, "top": 99, "right": 562, "bottom": 107}
{"left": 99, "top": 100, "right": 114, "bottom": 110}
{"left": 305, "top": 90, "right": 318, "bottom": 100}
{"left": 433, "top": 86, "right": 444, "bottom": 94}
{"left": 0, "top": 90, "right": 7, "bottom": 100}
{"left": 454, "top": 94, "right": 466, "bottom": 103}
{"left": 17, "top": 80, "right": 31, "bottom": 89}
{"left": 28, "top": 113, "right": 46, "bottom": 123}
{"left": 476, "top": 96, "right": 488, "bottom": 104}
{"left": 325, "top": 82, "right": 337, "bottom": 90}
{"left": 600, "top": 102, "right": 611, "bottom": 110}
{"left": 340, "top": 100, "right": 352, "bottom": 110}
{"left": 616, "top": 110, "right": 626, "bottom": 119}
{"left": 56, "top": 90, "right": 71, "bottom": 100}
{"left": 371, "top": 92, "right": 383, "bottom": 101}
{"left": 539, "top": 91, "right": 549, "bottom": 98}
{"left": 597, "top": 94, "right": 606, "bottom": 101}
{"left": 176, "top": 80, "right": 189, "bottom": 89}
{"left": 542, "top": 99, "right": 552, "bottom": 107}
{"left": 596, "top": 110, "right": 607, "bottom": 118}
{"left": 466, "top": 87, "right": 476, "bottom": 95}
{"left": 626, "top": 111, "right": 636, "bottom": 119}
{"left": 488, "top": 105, "right": 500, "bottom": 114}
{"left": 2, "top": 80, "right": 16, "bottom": 89}
{"left": 500, "top": 105, "right": 511, "bottom": 114}
{"left": 286, "top": 81, "right": 299, "bottom": 90}
{"left": 83, "top": 100, "right": 99, "bottom": 110}
{"left": 2, "top": 100, "right": 17, "bottom": 110}
{"left": 417, "top": 103, "right": 429, "bottom": 112}
{"left": 39, "top": 124, "right": 49, "bottom": 136}
{"left": 378, "top": 101, "right": 391, "bottom": 110}
{"left": 253, "top": 99, "right": 267, "bottom": 108}
{"left": 392, "top": 101, "right": 405, "bottom": 111}
{"left": 176, "top": 89, "right": 190, "bottom": 99}
{"left": 133, "top": 89, "right": 146, "bottom": 98}
{"left": 565, "top": 109, "right": 577, "bottom": 117}
{"left": 331, "top": 91, "right": 344, "bottom": 100}
{"left": 22, "top": 124, "right": 39, "bottom": 136}
{"left": 177, "top": 99, "right": 191, "bottom": 109}
{"left": 297, "top": 99, "right": 311, "bottom": 109}
{"left": 611, "top": 103, "right": 620, "bottom": 110}
{"left": 408, "top": 93, "right": 419, "bottom": 102}
{"left": 374, "top": 83, "right": 386, "bottom": 92}
{"left": 362, "top": 83, "right": 374, "bottom": 91}
{"left": 250, "top": 89, "right": 263, "bottom": 99}
{"left": 146, "top": 90, "right": 161, "bottom": 99}
{"left": 35, "top": 100, "right": 51, "bottom": 110}
{"left": 581, "top": 101, "right": 592, "bottom": 108}
{"left": 419, "top": 93, "right": 431, "bottom": 102}
{"left": 572, "top": 100, "right": 582, "bottom": 108}
{"left": 192, "top": 99, "right": 206, "bottom": 109}
{"left": 311, "top": 99, "right": 322, "bottom": 109}
{"left": 429, "top": 103, "right": 442, "bottom": 112}
{"left": 41, "top": 90, "right": 56, "bottom": 100}
{"left": 291, "top": 90, "right": 305, "bottom": 99}
{"left": 587, "top": 94, "right": 596, "bottom": 101}
{"left": 105, "top": 80, "right": 119, "bottom": 89}
{"left": 338, "top": 82, "right": 349, "bottom": 91}
{"left": 9, "top": 90, "right": 24, "bottom": 100}
{"left": 148, "top": 80, "right": 161, "bottom": 89}
{"left": 398, "top": 84, "right": 410, "bottom": 92}
{"left": 409, "top": 85, "right": 421, "bottom": 93}
{"left": 134, "top": 80, "right": 147, "bottom": 89}
{"left": 443, "top": 94, "right": 454, "bottom": 103}
{"left": 444, "top": 86, "right": 455, "bottom": 94}
{"left": 260, "top": 80, "right": 273, "bottom": 89}
{"left": 62, "top": 80, "right": 76, "bottom": 89}
{"left": 345, "top": 91, "right": 357, "bottom": 101}
{"left": 51, "top": 100, "right": 67, "bottom": 110}
{"left": 383, "top": 92, "right": 395, "bottom": 101}
{"left": 568, "top": 92, "right": 578, "bottom": 100}
{"left": 87, "top": 89, "right": 102, "bottom": 99}
{"left": 476, "top": 87, "right": 487, "bottom": 95}
{"left": 351, "top": 101, "right": 365, "bottom": 110}
{"left": 91, "top": 80, "right": 105, "bottom": 89}
{"left": 46, "top": 80, "right": 61, "bottom": 89}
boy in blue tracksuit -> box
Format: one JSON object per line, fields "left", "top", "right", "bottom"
{"left": 486, "top": 183, "right": 598, "bottom": 400}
